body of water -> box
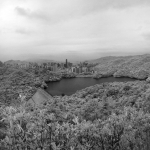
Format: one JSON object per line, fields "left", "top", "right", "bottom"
{"left": 46, "top": 77, "right": 137, "bottom": 96}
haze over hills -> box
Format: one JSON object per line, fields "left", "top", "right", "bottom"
{"left": 4, "top": 59, "right": 58, "bottom": 65}
{"left": 4, "top": 60, "right": 29, "bottom": 65}
{"left": 3, "top": 53, "right": 150, "bottom": 65}
{"left": 4, "top": 58, "right": 82, "bottom": 65}
{"left": 87, "top": 55, "right": 133, "bottom": 64}
{"left": 25, "top": 59, "right": 55, "bottom": 64}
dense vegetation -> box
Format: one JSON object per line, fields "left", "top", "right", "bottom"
{"left": 0, "top": 67, "right": 37, "bottom": 105}
{"left": 0, "top": 66, "right": 76, "bottom": 105}
{"left": 0, "top": 61, "right": 3, "bottom": 67}
{"left": 93, "top": 54, "right": 150, "bottom": 79}
{"left": 0, "top": 66, "right": 58, "bottom": 105}
{"left": 1, "top": 54, "right": 150, "bottom": 149}
{"left": 1, "top": 80, "right": 150, "bottom": 149}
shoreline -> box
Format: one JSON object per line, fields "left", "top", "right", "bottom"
{"left": 76, "top": 75, "right": 93, "bottom": 78}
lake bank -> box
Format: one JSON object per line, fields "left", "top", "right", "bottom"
{"left": 76, "top": 75, "right": 93, "bottom": 78}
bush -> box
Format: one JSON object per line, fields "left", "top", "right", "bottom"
{"left": 106, "top": 89, "right": 119, "bottom": 97}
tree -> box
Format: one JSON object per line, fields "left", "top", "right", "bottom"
{"left": 0, "top": 61, "right": 3, "bottom": 67}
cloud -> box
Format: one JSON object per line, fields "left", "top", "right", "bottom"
{"left": 15, "top": 28, "right": 33, "bottom": 34}
{"left": 142, "top": 33, "right": 150, "bottom": 40}
{"left": 14, "top": 0, "right": 150, "bottom": 25}
{"left": 15, "top": 6, "right": 49, "bottom": 21}
{"left": 82, "top": 0, "right": 150, "bottom": 10}
{"left": 1, "top": 0, "right": 150, "bottom": 61}
{"left": 15, "top": 6, "right": 28, "bottom": 16}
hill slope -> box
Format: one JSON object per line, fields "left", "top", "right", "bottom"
{"left": 91, "top": 54, "right": 150, "bottom": 79}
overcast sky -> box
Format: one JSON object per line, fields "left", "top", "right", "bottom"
{"left": 0, "top": 0, "right": 150, "bottom": 62}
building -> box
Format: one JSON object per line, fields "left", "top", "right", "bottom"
{"left": 71, "top": 67, "right": 75, "bottom": 72}
{"left": 66, "top": 59, "right": 68, "bottom": 68}
{"left": 60, "top": 63, "right": 64, "bottom": 68}
{"left": 82, "top": 67, "right": 88, "bottom": 72}
{"left": 68, "top": 62, "right": 72, "bottom": 68}
{"left": 79, "top": 67, "right": 82, "bottom": 73}
{"left": 76, "top": 67, "right": 79, "bottom": 74}
{"left": 53, "top": 64, "right": 58, "bottom": 72}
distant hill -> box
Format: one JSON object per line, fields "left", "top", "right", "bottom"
{"left": 25, "top": 59, "right": 55, "bottom": 64}
{"left": 4, "top": 59, "right": 58, "bottom": 65}
{"left": 4, "top": 60, "right": 29, "bottom": 65}
{"left": 90, "top": 54, "right": 150, "bottom": 79}
{"left": 87, "top": 55, "right": 133, "bottom": 64}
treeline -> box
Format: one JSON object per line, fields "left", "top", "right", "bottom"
{"left": 0, "top": 61, "right": 3, "bottom": 67}
{"left": 1, "top": 81, "right": 150, "bottom": 149}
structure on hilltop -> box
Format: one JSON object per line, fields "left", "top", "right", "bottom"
{"left": 27, "top": 88, "right": 53, "bottom": 107}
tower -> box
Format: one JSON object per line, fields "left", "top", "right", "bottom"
{"left": 66, "top": 59, "right": 68, "bottom": 68}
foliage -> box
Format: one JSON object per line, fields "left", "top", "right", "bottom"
{"left": 0, "top": 61, "right": 3, "bottom": 67}
{"left": 1, "top": 80, "right": 150, "bottom": 149}
{"left": 2, "top": 54, "right": 150, "bottom": 149}
{"left": 94, "top": 55, "right": 150, "bottom": 79}
{"left": 62, "top": 72, "right": 77, "bottom": 78}
{"left": 1, "top": 101, "right": 150, "bottom": 150}
{"left": 0, "top": 67, "right": 60, "bottom": 105}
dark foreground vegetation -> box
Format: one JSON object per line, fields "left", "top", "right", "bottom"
{"left": 1, "top": 80, "right": 150, "bottom": 149}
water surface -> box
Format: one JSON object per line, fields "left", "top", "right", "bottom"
{"left": 46, "top": 77, "right": 137, "bottom": 96}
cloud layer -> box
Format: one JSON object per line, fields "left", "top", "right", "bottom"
{"left": 0, "top": 0, "right": 150, "bottom": 61}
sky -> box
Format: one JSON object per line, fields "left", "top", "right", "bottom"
{"left": 0, "top": 0, "right": 150, "bottom": 62}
